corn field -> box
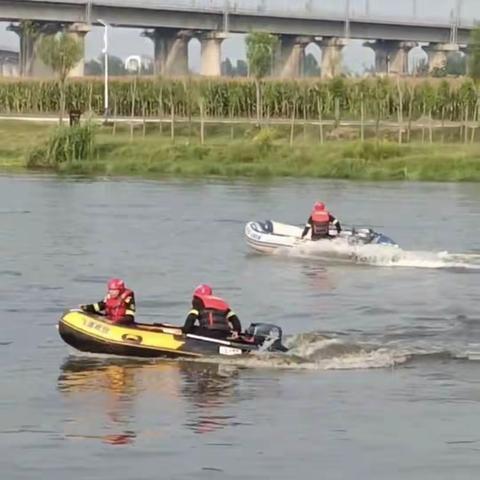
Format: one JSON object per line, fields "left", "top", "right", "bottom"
{"left": 0, "top": 76, "right": 479, "bottom": 122}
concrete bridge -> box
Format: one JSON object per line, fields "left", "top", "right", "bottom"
{"left": 0, "top": 0, "right": 474, "bottom": 77}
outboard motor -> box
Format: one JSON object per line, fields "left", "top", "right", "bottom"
{"left": 244, "top": 323, "right": 288, "bottom": 352}
{"left": 371, "top": 233, "right": 398, "bottom": 247}
{"left": 347, "top": 228, "right": 398, "bottom": 247}
{"left": 347, "top": 228, "right": 375, "bottom": 245}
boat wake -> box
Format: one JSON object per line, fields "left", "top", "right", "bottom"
{"left": 191, "top": 332, "right": 408, "bottom": 370}
{"left": 65, "top": 329, "right": 480, "bottom": 372}
{"left": 189, "top": 328, "right": 480, "bottom": 371}
{"left": 281, "top": 240, "right": 480, "bottom": 270}
{"left": 62, "top": 314, "right": 480, "bottom": 372}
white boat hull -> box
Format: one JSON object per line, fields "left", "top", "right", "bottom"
{"left": 245, "top": 220, "right": 397, "bottom": 255}
{"left": 245, "top": 221, "right": 302, "bottom": 253}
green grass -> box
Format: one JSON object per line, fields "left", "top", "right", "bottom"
{"left": 1, "top": 120, "right": 480, "bottom": 181}
{"left": 26, "top": 122, "right": 96, "bottom": 168}
{"left": 0, "top": 121, "right": 53, "bottom": 170}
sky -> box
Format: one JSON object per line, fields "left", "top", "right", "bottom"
{"left": 1, "top": 0, "right": 479, "bottom": 73}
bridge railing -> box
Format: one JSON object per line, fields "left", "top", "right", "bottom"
{"left": 23, "top": 0, "right": 478, "bottom": 28}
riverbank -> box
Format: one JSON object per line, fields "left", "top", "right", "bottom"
{"left": 1, "top": 120, "right": 480, "bottom": 181}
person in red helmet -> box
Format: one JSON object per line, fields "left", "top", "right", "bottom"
{"left": 183, "top": 284, "right": 242, "bottom": 339}
{"left": 301, "top": 201, "right": 342, "bottom": 241}
{"left": 80, "top": 278, "right": 136, "bottom": 325}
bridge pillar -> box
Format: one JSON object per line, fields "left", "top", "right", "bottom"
{"left": 66, "top": 23, "right": 90, "bottom": 77}
{"left": 8, "top": 21, "right": 60, "bottom": 77}
{"left": 200, "top": 32, "right": 226, "bottom": 76}
{"left": 389, "top": 42, "right": 415, "bottom": 75}
{"left": 426, "top": 43, "right": 459, "bottom": 73}
{"left": 275, "top": 35, "right": 312, "bottom": 78}
{"left": 144, "top": 28, "right": 191, "bottom": 76}
{"left": 366, "top": 40, "right": 415, "bottom": 75}
{"left": 318, "top": 37, "right": 348, "bottom": 78}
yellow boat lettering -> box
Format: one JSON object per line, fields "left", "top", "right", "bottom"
{"left": 82, "top": 318, "right": 110, "bottom": 335}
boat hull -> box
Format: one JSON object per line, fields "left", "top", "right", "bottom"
{"left": 58, "top": 310, "right": 259, "bottom": 359}
{"left": 245, "top": 220, "right": 397, "bottom": 254}
{"left": 245, "top": 221, "right": 301, "bottom": 253}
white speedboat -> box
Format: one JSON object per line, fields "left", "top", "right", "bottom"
{"left": 245, "top": 220, "right": 397, "bottom": 254}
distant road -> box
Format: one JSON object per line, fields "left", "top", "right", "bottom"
{"left": 0, "top": 113, "right": 472, "bottom": 130}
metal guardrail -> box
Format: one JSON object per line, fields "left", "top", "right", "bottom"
{"left": 18, "top": 0, "right": 478, "bottom": 28}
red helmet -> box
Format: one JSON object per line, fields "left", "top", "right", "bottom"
{"left": 193, "top": 284, "right": 213, "bottom": 298}
{"left": 108, "top": 278, "right": 125, "bottom": 292}
{"left": 313, "top": 202, "right": 326, "bottom": 211}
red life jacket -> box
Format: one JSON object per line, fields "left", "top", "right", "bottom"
{"left": 311, "top": 210, "right": 330, "bottom": 237}
{"left": 105, "top": 289, "right": 134, "bottom": 324}
{"left": 198, "top": 296, "right": 231, "bottom": 332}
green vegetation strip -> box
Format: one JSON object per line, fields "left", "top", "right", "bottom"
{"left": 1, "top": 121, "right": 480, "bottom": 182}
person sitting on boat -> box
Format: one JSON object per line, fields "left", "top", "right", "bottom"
{"left": 301, "top": 201, "right": 342, "bottom": 241}
{"left": 183, "top": 284, "right": 242, "bottom": 340}
{"left": 80, "top": 278, "right": 136, "bottom": 326}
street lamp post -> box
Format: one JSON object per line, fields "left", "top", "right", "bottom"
{"left": 98, "top": 19, "right": 109, "bottom": 121}
{"left": 345, "top": 0, "right": 351, "bottom": 39}
{"left": 456, "top": 0, "right": 463, "bottom": 30}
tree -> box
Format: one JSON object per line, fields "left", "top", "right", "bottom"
{"left": 245, "top": 32, "right": 278, "bottom": 124}
{"left": 431, "top": 53, "right": 466, "bottom": 78}
{"left": 221, "top": 57, "right": 234, "bottom": 76}
{"left": 445, "top": 53, "right": 466, "bottom": 76}
{"left": 467, "top": 26, "right": 480, "bottom": 117}
{"left": 38, "top": 32, "right": 83, "bottom": 123}
{"left": 235, "top": 60, "right": 248, "bottom": 77}
{"left": 85, "top": 58, "right": 102, "bottom": 76}
{"left": 469, "top": 25, "right": 480, "bottom": 82}
{"left": 222, "top": 58, "right": 249, "bottom": 77}
{"left": 9, "top": 21, "right": 60, "bottom": 76}
{"left": 109, "top": 56, "right": 128, "bottom": 76}
{"left": 14, "top": 21, "right": 41, "bottom": 76}
{"left": 85, "top": 55, "right": 127, "bottom": 76}
{"left": 304, "top": 52, "right": 320, "bottom": 77}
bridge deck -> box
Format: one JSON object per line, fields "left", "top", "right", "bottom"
{"left": 0, "top": 0, "right": 474, "bottom": 44}
{"left": 14, "top": 0, "right": 476, "bottom": 27}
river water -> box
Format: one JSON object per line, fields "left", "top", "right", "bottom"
{"left": 1, "top": 174, "right": 480, "bottom": 479}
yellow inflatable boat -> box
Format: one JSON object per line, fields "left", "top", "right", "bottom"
{"left": 58, "top": 309, "right": 287, "bottom": 358}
